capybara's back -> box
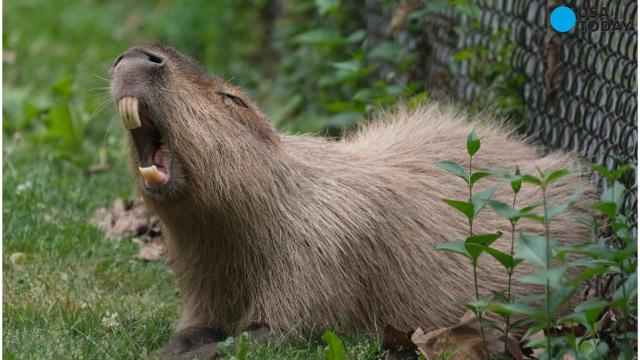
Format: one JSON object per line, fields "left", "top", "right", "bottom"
{"left": 268, "top": 104, "right": 593, "bottom": 332}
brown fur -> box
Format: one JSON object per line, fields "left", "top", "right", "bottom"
{"left": 110, "top": 46, "right": 594, "bottom": 348}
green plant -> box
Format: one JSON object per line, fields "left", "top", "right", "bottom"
{"left": 322, "top": 331, "right": 346, "bottom": 360}
{"left": 479, "top": 167, "right": 540, "bottom": 353}
{"left": 434, "top": 131, "right": 637, "bottom": 359}
{"left": 517, "top": 169, "right": 582, "bottom": 358}
{"left": 265, "top": 0, "right": 425, "bottom": 134}
{"left": 447, "top": 0, "right": 526, "bottom": 120}
{"left": 434, "top": 129, "right": 501, "bottom": 348}
{"left": 216, "top": 332, "right": 250, "bottom": 360}
{"left": 560, "top": 165, "right": 637, "bottom": 359}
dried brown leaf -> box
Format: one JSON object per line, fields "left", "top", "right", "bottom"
{"left": 85, "top": 163, "right": 111, "bottom": 175}
{"left": 411, "top": 311, "right": 523, "bottom": 360}
{"left": 92, "top": 197, "right": 165, "bottom": 262}
{"left": 134, "top": 236, "right": 165, "bottom": 262}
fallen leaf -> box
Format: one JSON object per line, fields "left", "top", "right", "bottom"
{"left": 383, "top": 325, "right": 416, "bottom": 350}
{"left": 92, "top": 197, "right": 165, "bottom": 261}
{"left": 411, "top": 311, "right": 524, "bottom": 360}
{"left": 134, "top": 235, "right": 165, "bottom": 261}
{"left": 85, "top": 163, "right": 111, "bottom": 175}
{"left": 381, "top": 325, "right": 417, "bottom": 359}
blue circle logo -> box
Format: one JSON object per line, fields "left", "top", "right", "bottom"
{"left": 550, "top": 6, "right": 576, "bottom": 32}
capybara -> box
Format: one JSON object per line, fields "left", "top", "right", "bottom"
{"left": 109, "top": 45, "right": 593, "bottom": 358}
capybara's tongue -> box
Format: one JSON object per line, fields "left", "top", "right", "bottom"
{"left": 153, "top": 144, "right": 168, "bottom": 167}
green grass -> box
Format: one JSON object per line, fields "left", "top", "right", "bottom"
{"left": 3, "top": 0, "right": 379, "bottom": 358}
{"left": 3, "top": 146, "right": 177, "bottom": 358}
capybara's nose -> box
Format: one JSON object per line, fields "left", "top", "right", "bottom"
{"left": 113, "top": 49, "right": 165, "bottom": 70}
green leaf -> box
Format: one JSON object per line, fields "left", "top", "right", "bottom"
{"left": 521, "top": 321, "right": 548, "bottom": 340}
{"left": 592, "top": 163, "right": 633, "bottom": 182}
{"left": 216, "top": 337, "right": 235, "bottom": 356}
{"left": 600, "top": 181, "right": 625, "bottom": 209}
{"left": 489, "top": 302, "right": 544, "bottom": 321}
{"left": 549, "top": 285, "right": 577, "bottom": 314}
{"left": 436, "top": 161, "right": 468, "bottom": 184}
{"left": 44, "top": 103, "right": 81, "bottom": 152}
{"left": 369, "top": 41, "right": 403, "bottom": 62}
{"left": 482, "top": 246, "right": 523, "bottom": 270}
{"left": 423, "top": 0, "right": 449, "bottom": 14}
{"left": 470, "top": 171, "right": 490, "bottom": 186}
{"left": 346, "top": 30, "right": 366, "bottom": 43}
{"left": 489, "top": 168, "right": 519, "bottom": 181}
{"left": 570, "top": 264, "right": 610, "bottom": 283}
{"left": 408, "top": 92, "right": 429, "bottom": 110}
{"left": 52, "top": 74, "right": 73, "bottom": 98}
{"left": 558, "top": 312, "right": 593, "bottom": 333}
{"left": 545, "top": 205, "right": 567, "bottom": 221}
{"left": 471, "top": 187, "right": 498, "bottom": 217}
{"left": 511, "top": 166, "right": 522, "bottom": 193}
{"left": 521, "top": 175, "right": 542, "bottom": 186}
{"left": 545, "top": 187, "right": 581, "bottom": 220}
{"left": 566, "top": 242, "right": 616, "bottom": 261}
{"left": 326, "top": 112, "right": 360, "bottom": 128}
{"left": 442, "top": 199, "right": 474, "bottom": 221}
{"left": 454, "top": 1, "right": 481, "bottom": 19}
{"left": 315, "top": 0, "right": 340, "bottom": 15}
{"left": 322, "top": 331, "right": 346, "bottom": 360}
{"left": 516, "top": 233, "right": 549, "bottom": 268}
{"left": 520, "top": 203, "right": 540, "bottom": 213}
{"left": 491, "top": 290, "right": 509, "bottom": 303}
{"left": 295, "top": 29, "right": 344, "bottom": 45}
{"left": 613, "top": 240, "right": 636, "bottom": 262}
{"left": 519, "top": 265, "right": 569, "bottom": 289}
{"left": 464, "top": 232, "right": 502, "bottom": 264}
{"left": 235, "top": 332, "right": 250, "bottom": 360}
{"left": 592, "top": 202, "right": 618, "bottom": 219}
{"left": 484, "top": 199, "right": 521, "bottom": 220}
{"left": 543, "top": 169, "right": 571, "bottom": 185}
{"left": 330, "top": 60, "right": 361, "bottom": 73}
{"left": 574, "top": 298, "right": 607, "bottom": 325}
{"left": 465, "top": 298, "right": 490, "bottom": 315}
{"left": 452, "top": 49, "right": 475, "bottom": 62}
{"left": 434, "top": 240, "right": 470, "bottom": 259}
{"left": 520, "top": 212, "right": 545, "bottom": 224}
{"left": 466, "top": 129, "right": 480, "bottom": 156}
{"left": 612, "top": 272, "right": 637, "bottom": 308}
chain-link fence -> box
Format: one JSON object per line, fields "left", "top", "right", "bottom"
{"left": 364, "top": 0, "right": 637, "bottom": 225}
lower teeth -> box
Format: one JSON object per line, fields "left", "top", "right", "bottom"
{"left": 138, "top": 165, "right": 168, "bottom": 186}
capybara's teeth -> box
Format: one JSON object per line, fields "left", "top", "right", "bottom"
{"left": 118, "top": 96, "right": 141, "bottom": 130}
{"left": 129, "top": 97, "right": 141, "bottom": 129}
{"left": 138, "top": 165, "right": 168, "bottom": 186}
{"left": 118, "top": 98, "right": 127, "bottom": 128}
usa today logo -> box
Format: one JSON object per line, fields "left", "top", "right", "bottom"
{"left": 550, "top": 5, "right": 634, "bottom": 33}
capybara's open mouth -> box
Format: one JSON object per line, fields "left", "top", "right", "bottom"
{"left": 117, "top": 96, "right": 171, "bottom": 188}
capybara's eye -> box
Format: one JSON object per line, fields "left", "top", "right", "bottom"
{"left": 216, "top": 92, "right": 248, "bottom": 108}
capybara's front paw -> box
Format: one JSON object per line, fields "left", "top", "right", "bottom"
{"left": 159, "top": 327, "right": 227, "bottom": 359}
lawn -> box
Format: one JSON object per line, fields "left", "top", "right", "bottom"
{"left": 2, "top": 0, "right": 379, "bottom": 358}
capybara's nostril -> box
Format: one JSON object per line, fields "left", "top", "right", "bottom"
{"left": 142, "top": 50, "right": 165, "bottom": 65}
{"left": 113, "top": 54, "right": 124, "bottom": 68}
{"left": 113, "top": 49, "right": 165, "bottom": 70}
